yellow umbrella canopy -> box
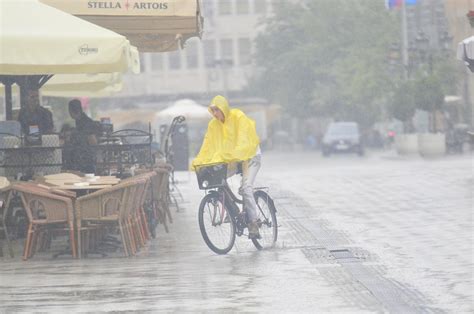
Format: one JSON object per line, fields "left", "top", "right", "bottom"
{"left": 0, "top": 0, "right": 140, "bottom": 75}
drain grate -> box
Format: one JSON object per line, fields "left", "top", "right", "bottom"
{"left": 330, "top": 249, "right": 359, "bottom": 262}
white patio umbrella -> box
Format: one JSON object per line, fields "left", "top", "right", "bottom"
{"left": 0, "top": 0, "right": 139, "bottom": 75}
{"left": 0, "top": 73, "right": 124, "bottom": 97}
{"left": 0, "top": 73, "right": 123, "bottom": 97}
{"left": 154, "top": 99, "right": 210, "bottom": 124}
{"left": 42, "top": 81, "right": 123, "bottom": 98}
{"left": 457, "top": 36, "right": 474, "bottom": 72}
{"left": 40, "top": 73, "right": 123, "bottom": 97}
{"left": 0, "top": 0, "right": 140, "bottom": 118}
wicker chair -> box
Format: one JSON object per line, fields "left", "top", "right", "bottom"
{"left": 132, "top": 173, "right": 151, "bottom": 247}
{"left": 154, "top": 167, "right": 173, "bottom": 225}
{"left": 0, "top": 187, "right": 13, "bottom": 258}
{"left": 12, "top": 183, "right": 76, "bottom": 260}
{"left": 121, "top": 174, "right": 151, "bottom": 254}
{"left": 142, "top": 170, "right": 168, "bottom": 234}
{"left": 135, "top": 165, "right": 173, "bottom": 234}
{"left": 75, "top": 180, "right": 137, "bottom": 257}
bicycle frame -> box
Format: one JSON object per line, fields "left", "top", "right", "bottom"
{"left": 206, "top": 182, "right": 248, "bottom": 236}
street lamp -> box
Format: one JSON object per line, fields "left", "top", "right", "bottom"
{"left": 414, "top": 31, "right": 431, "bottom": 74}
{"left": 439, "top": 31, "right": 454, "bottom": 55}
{"left": 410, "top": 30, "right": 452, "bottom": 76}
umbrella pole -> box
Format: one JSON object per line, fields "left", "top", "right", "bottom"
{"left": 5, "top": 80, "right": 13, "bottom": 120}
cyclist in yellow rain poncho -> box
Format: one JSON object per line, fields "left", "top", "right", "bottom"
{"left": 192, "top": 95, "right": 262, "bottom": 238}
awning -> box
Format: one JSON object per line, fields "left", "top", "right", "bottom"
{"left": 40, "top": 0, "right": 203, "bottom": 52}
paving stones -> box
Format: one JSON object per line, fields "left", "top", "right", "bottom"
{"left": 261, "top": 151, "right": 473, "bottom": 313}
{"left": 0, "top": 152, "right": 471, "bottom": 312}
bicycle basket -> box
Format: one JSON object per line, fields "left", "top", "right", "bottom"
{"left": 196, "top": 163, "right": 228, "bottom": 190}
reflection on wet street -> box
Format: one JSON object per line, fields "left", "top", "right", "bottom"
{"left": 0, "top": 151, "right": 472, "bottom": 313}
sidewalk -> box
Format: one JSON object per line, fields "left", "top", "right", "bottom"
{"left": 0, "top": 153, "right": 471, "bottom": 312}
{"left": 0, "top": 172, "right": 387, "bottom": 313}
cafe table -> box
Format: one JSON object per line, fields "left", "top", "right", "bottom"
{"left": 41, "top": 173, "right": 121, "bottom": 192}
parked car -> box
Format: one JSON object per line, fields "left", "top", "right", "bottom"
{"left": 321, "top": 122, "right": 364, "bottom": 156}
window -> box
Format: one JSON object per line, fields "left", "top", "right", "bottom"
{"left": 151, "top": 54, "right": 164, "bottom": 71}
{"left": 254, "top": 0, "right": 266, "bottom": 14}
{"left": 139, "top": 53, "right": 147, "bottom": 73}
{"left": 218, "top": 0, "right": 232, "bottom": 15}
{"left": 238, "top": 38, "right": 251, "bottom": 65}
{"left": 202, "top": 0, "right": 214, "bottom": 17}
{"left": 202, "top": 0, "right": 216, "bottom": 26}
{"left": 220, "top": 39, "right": 233, "bottom": 62}
{"left": 185, "top": 40, "right": 199, "bottom": 69}
{"left": 203, "top": 39, "right": 216, "bottom": 67}
{"left": 168, "top": 50, "right": 181, "bottom": 70}
{"left": 236, "top": 0, "right": 249, "bottom": 14}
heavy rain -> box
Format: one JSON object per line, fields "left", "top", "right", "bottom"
{"left": 0, "top": 0, "right": 473, "bottom": 312}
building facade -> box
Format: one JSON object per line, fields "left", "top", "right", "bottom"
{"left": 117, "top": 0, "right": 275, "bottom": 101}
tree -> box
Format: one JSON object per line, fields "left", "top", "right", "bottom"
{"left": 413, "top": 76, "right": 444, "bottom": 132}
{"left": 251, "top": 0, "right": 398, "bottom": 128}
{"left": 388, "top": 81, "right": 416, "bottom": 133}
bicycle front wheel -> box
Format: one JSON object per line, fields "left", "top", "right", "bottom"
{"left": 198, "top": 193, "right": 236, "bottom": 255}
{"left": 252, "top": 190, "right": 278, "bottom": 250}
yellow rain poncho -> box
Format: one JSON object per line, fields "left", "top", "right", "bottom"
{"left": 192, "top": 95, "right": 260, "bottom": 168}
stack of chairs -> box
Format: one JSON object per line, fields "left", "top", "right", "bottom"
{"left": 75, "top": 179, "right": 141, "bottom": 258}
{"left": 76, "top": 170, "right": 164, "bottom": 257}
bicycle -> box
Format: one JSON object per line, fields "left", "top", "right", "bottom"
{"left": 195, "top": 162, "right": 278, "bottom": 254}
{"left": 146, "top": 116, "right": 185, "bottom": 237}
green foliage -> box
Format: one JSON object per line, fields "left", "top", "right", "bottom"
{"left": 389, "top": 81, "right": 416, "bottom": 127}
{"left": 413, "top": 76, "right": 444, "bottom": 113}
{"left": 251, "top": 0, "right": 398, "bottom": 127}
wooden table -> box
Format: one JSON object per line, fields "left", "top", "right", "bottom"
{"left": 41, "top": 173, "right": 121, "bottom": 191}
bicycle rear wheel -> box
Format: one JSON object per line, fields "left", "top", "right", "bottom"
{"left": 198, "top": 193, "right": 236, "bottom": 255}
{"left": 252, "top": 190, "right": 278, "bottom": 250}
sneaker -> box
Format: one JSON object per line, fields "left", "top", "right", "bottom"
{"left": 248, "top": 221, "right": 261, "bottom": 239}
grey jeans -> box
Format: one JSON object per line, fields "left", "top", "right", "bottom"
{"left": 240, "top": 154, "right": 262, "bottom": 222}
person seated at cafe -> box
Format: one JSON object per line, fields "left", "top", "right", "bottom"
{"left": 67, "top": 99, "right": 101, "bottom": 173}
{"left": 17, "top": 89, "right": 54, "bottom": 136}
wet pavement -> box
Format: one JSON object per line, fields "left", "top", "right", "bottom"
{"left": 0, "top": 150, "right": 472, "bottom": 313}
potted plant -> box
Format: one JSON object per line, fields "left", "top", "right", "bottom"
{"left": 413, "top": 76, "right": 446, "bottom": 156}
{"left": 389, "top": 81, "right": 418, "bottom": 154}
{"left": 467, "top": 10, "right": 474, "bottom": 28}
